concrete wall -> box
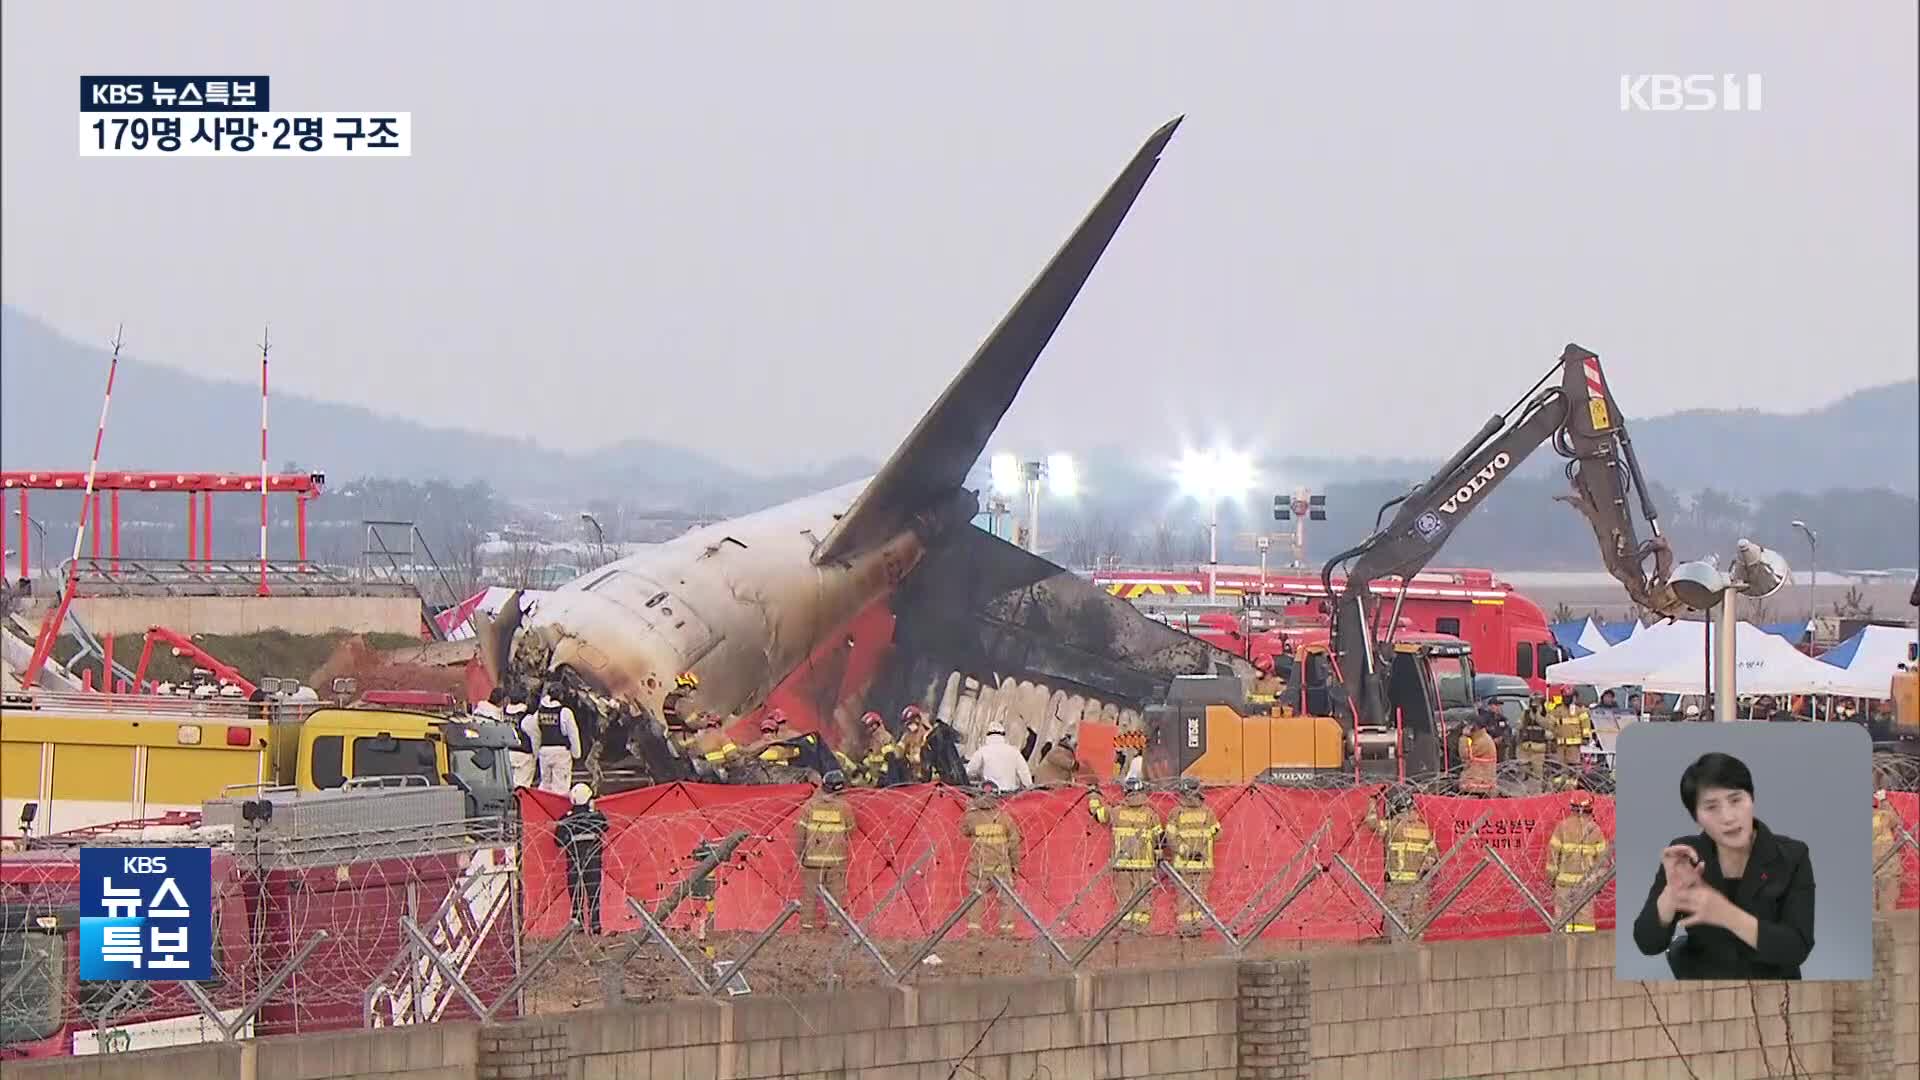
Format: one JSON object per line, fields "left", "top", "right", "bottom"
{"left": 9, "top": 1022, "right": 476, "bottom": 1080}
{"left": 14, "top": 913, "right": 1915, "bottom": 1080}
{"left": 1305, "top": 912, "right": 1919, "bottom": 1080}
{"left": 484, "top": 963, "right": 1243, "bottom": 1080}
{"left": 67, "top": 595, "right": 422, "bottom": 637}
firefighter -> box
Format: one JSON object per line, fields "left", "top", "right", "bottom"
{"left": 1033, "top": 733, "right": 1081, "bottom": 786}
{"left": 1165, "top": 779, "right": 1221, "bottom": 937}
{"left": 505, "top": 685, "right": 538, "bottom": 789}
{"left": 898, "top": 706, "right": 933, "bottom": 783}
{"left": 1458, "top": 718, "right": 1498, "bottom": 797}
{"left": 1545, "top": 787, "right": 1608, "bottom": 933}
{"left": 1549, "top": 698, "right": 1592, "bottom": 789}
{"left": 1089, "top": 776, "right": 1161, "bottom": 933}
{"left": 690, "top": 712, "right": 742, "bottom": 781}
{"left": 1873, "top": 788, "right": 1904, "bottom": 912}
{"left": 959, "top": 782, "right": 1021, "bottom": 933}
{"left": 1515, "top": 702, "right": 1551, "bottom": 793}
{"left": 1248, "top": 653, "right": 1283, "bottom": 712}
{"left": 795, "top": 770, "right": 856, "bottom": 929}
{"left": 743, "top": 710, "right": 805, "bottom": 782}
{"left": 554, "top": 783, "right": 610, "bottom": 934}
{"left": 662, "top": 672, "right": 700, "bottom": 736}
{"left": 1365, "top": 788, "right": 1436, "bottom": 941}
{"left": 535, "top": 684, "right": 584, "bottom": 794}
{"left": 860, "top": 710, "right": 904, "bottom": 787}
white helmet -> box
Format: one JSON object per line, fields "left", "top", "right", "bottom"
{"left": 569, "top": 783, "right": 593, "bottom": 806}
{"left": 986, "top": 721, "right": 1007, "bottom": 737}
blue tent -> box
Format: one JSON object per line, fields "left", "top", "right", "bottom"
{"left": 1758, "top": 619, "right": 1812, "bottom": 645}
{"left": 1595, "top": 621, "right": 1638, "bottom": 646}
{"left": 1551, "top": 620, "right": 1594, "bottom": 659}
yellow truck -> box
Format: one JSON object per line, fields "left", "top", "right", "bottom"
{"left": 1, "top": 691, "right": 517, "bottom": 836}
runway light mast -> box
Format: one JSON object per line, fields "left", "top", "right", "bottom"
{"left": 1177, "top": 448, "right": 1255, "bottom": 601}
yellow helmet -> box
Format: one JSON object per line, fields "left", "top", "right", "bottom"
{"left": 675, "top": 672, "right": 700, "bottom": 690}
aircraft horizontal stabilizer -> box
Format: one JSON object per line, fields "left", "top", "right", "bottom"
{"left": 811, "top": 117, "right": 1183, "bottom": 565}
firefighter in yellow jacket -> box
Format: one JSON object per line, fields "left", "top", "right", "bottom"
{"left": 689, "top": 713, "right": 742, "bottom": 781}
{"left": 1515, "top": 703, "right": 1551, "bottom": 793}
{"left": 1546, "top": 787, "right": 1609, "bottom": 932}
{"left": 1089, "top": 776, "right": 1161, "bottom": 933}
{"left": 1458, "top": 718, "right": 1499, "bottom": 797}
{"left": 860, "top": 711, "right": 904, "bottom": 787}
{"left": 959, "top": 782, "right": 1021, "bottom": 933}
{"left": 1165, "top": 779, "right": 1221, "bottom": 937}
{"left": 1548, "top": 699, "right": 1592, "bottom": 789}
{"left": 795, "top": 771, "right": 856, "bottom": 929}
{"left": 1873, "top": 788, "right": 1904, "bottom": 912}
{"left": 1365, "top": 788, "right": 1436, "bottom": 940}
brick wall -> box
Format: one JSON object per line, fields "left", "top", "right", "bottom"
{"left": 484, "top": 962, "right": 1244, "bottom": 1080}
{"left": 1305, "top": 912, "right": 1918, "bottom": 1080}
{"left": 13, "top": 912, "right": 1914, "bottom": 1080}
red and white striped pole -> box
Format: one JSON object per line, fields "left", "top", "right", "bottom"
{"left": 25, "top": 327, "right": 123, "bottom": 687}
{"left": 258, "top": 327, "right": 271, "bottom": 597}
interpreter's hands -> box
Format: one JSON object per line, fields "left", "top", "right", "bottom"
{"left": 1656, "top": 845, "right": 1703, "bottom": 924}
{"left": 1660, "top": 845, "right": 1703, "bottom": 889}
{"left": 1673, "top": 884, "right": 1737, "bottom": 931}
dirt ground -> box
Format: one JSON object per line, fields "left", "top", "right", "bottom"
{"left": 525, "top": 925, "right": 1345, "bottom": 1013}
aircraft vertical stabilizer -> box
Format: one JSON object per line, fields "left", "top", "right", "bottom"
{"left": 810, "top": 117, "right": 1183, "bottom": 565}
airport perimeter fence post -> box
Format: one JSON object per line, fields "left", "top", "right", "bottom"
{"left": 181, "top": 929, "right": 331, "bottom": 1041}
{"left": 1156, "top": 859, "right": 1241, "bottom": 952}
{"left": 1070, "top": 871, "right": 1162, "bottom": 968}
{"left": 825, "top": 843, "right": 935, "bottom": 982}
{"left": 992, "top": 878, "right": 1075, "bottom": 967}
{"left": 818, "top": 886, "right": 899, "bottom": 982}
{"left": 893, "top": 889, "right": 986, "bottom": 984}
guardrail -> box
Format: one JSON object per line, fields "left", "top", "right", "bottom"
{"left": 53, "top": 558, "right": 421, "bottom": 598}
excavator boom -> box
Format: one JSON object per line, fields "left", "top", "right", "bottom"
{"left": 1323, "top": 344, "right": 1684, "bottom": 732}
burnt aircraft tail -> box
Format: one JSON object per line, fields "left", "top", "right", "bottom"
{"left": 811, "top": 117, "right": 1183, "bottom": 565}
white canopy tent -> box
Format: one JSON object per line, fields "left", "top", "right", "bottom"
{"left": 1817, "top": 624, "right": 1916, "bottom": 700}
{"left": 1541, "top": 619, "right": 1694, "bottom": 687}
{"left": 1637, "top": 621, "right": 1850, "bottom": 697}
{"left": 1543, "top": 618, "right": 1849, "bottom": 698}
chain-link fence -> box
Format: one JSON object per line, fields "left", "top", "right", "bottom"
{"left": 4, "top": 753, "right": 1915, "bottom": 1055}
{"left": 0, "top": 816, "right": 523, "bottom": 1056}
{"left": 518, "top": 751, "right": 1920, "bottom": 1008}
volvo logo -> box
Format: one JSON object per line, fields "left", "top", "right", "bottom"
{"left": 1439, "top": 452, "right": 1512, "bottom": 515}
{"left": 1413, "top": 512, "right": 1444, "bottom": 540}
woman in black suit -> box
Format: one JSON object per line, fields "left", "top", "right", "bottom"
{"left": 1632, "top": 752, "right": 1816, "bottom": 979}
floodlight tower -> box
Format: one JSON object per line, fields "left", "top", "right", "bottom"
{"left": 1177, "top": 448, "right": 1255, "bottom": 601}
{"left": 990, "top": 452, "right": 1076, "bottom": 554}
{"left": 1669, "top": 539, "right": 1792, "bottom": 719}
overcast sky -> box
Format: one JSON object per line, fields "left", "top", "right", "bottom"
{"left": 4, "top": 3, "right": 1913, "bottom": 475}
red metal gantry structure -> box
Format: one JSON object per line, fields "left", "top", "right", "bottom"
{"left": 2, "top": 470, "right": 326, "bottom": 578}
{"left": 2, "top": 469, "right": 324, "bottom": 689}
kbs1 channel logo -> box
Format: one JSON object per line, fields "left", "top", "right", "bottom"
{"left": 79, "top": 847, "right": 214, "bottom": 981}
{"left": 80, "top": 76, "right": 410, "bottom": 157}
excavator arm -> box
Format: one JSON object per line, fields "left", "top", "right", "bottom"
{"left": 1322, "top": 343, "right": 1685, "bottom": 730}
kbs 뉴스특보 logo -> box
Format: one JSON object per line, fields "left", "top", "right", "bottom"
{"left": 79, "top": 847, "right": 213, "bottom": 981}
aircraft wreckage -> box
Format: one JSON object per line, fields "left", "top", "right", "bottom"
{"left": 476, "top": 116, "right": 1252, "bottom": 783}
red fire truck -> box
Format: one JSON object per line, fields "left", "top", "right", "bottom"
{"left": 0, "top": 788, "right": 517, "bottom": 1060}
{"left": 1091, "top": 567, "right": 1564, "bottom": 692}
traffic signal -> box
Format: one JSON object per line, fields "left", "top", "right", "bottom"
{"left": 1274, "top": 495, "right": 1289, "bottom": 522}
{"left": 1309, "top": 494, "right": 1327, "bottom": 521}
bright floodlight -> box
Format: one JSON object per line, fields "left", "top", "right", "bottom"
{"left": 990, "top": 453, "right": 1021, "bottom": 496}
{"left": 1046, "top": 453, "right": 1077, "bottom": 497}
{"left": 1177, "top": 448, "right": 1255, "bottom": 500}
